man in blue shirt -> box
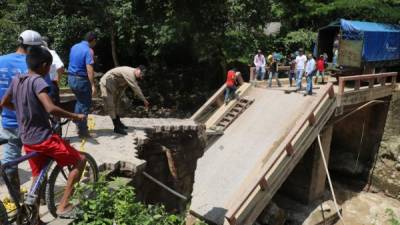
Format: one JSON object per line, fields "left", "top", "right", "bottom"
{"left": 0, "top": 30, "right": 42, "bottom": 201}
{"left": 68, "top": 32, "right": 97, "bottom": 138}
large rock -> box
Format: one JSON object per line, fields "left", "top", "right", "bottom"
{"left": 303, "top": 200, "right": 340, "bottom": 225}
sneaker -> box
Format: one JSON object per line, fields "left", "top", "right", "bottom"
{"left": 57, "top": 206, "right": 79, "bottom": 219}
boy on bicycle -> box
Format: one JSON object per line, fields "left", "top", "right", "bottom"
{"left": 1, "top": 46, "right": 86, "bottom": 218}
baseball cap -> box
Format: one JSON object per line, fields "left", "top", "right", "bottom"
{"left": 19, "top": 30, "right": 42, "bottom": 46}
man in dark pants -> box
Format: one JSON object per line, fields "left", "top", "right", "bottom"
{"left": 68, "top": 32, "right": 97, "bottom": 138}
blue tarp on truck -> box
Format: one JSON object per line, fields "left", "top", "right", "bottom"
{"left": 340, "top": 19, "right": 400, "bottom": 62}
{"left": 318, "top": 19, "right": 400, "bottom": 67}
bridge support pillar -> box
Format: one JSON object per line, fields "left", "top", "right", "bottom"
{"left": 307, "top": 125, "right": 333, "bottom": 203}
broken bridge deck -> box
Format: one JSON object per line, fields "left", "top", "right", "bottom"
{"left": 190, "top": 84, "right": 336, "bottom": 225}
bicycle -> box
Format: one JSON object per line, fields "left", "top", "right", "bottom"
{"left": 0, "top": 119, "right": 99, "bottom": 224}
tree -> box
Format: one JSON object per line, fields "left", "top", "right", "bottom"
{"left": 276, "top": 0, "right": 400, "bottom": 31}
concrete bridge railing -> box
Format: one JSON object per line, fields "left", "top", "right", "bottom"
{"left": 336, "top": 72, "right": 398, "bottom": 115}
{"left": 224, "top": 83, "right": 335, "bottom": 225}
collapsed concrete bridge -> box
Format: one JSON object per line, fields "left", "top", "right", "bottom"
{"left": 188, "top": 72, "right": 398, "bottom": 225}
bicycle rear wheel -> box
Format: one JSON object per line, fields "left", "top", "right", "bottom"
{"left": 45, "top": 152, "right": 98, "bottom": 218}
{"left": 0, "top": 200, "right": 9, "bottom": 225}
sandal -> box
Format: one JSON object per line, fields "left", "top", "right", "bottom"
{"left": 57, "top": 205, "right": 79, "bottom": 219}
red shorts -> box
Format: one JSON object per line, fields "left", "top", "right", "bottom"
{"left": 24, "top": 134, "right": 82, "bottom": 177}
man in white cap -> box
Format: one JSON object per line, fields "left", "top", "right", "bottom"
{"left": 0, "top": 30, "right": 42, "bottom": 202}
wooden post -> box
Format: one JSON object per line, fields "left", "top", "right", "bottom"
{"left": 285, "top": 143, "right": 294, "bottom": 156}
{"left": 368, "top": 78, "right": 374, "bottom": 88}
{"left": 308, "top": 113, "right": 316, "bottom": 126}
{"left": 355, "top": 80, "right": 361, "bottom": 90}
{"left": 328, "top": 85, "right": 335, "bottom": 98}
{"left": 259, "top": 178, "right": 268, "bottom": 191}
{"left": 338, "top": 78, "right": 345, "bottom": 96}
{"left": 226, "top": 216, "right": 237, "bottom": 225}
{"left": 306, "top": 125, "right": 333, "bottom": 203}
{"left": 380, "top": 77, "right": 386, "bottom": 86}
{"left": 392, "top": 75, "right": 397, "bottom": 87}
{"left": 250, "top": 67, "right": 255, "bottom": 82}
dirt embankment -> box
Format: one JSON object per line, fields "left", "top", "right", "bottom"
{"left": 373, "top": 89, "right": 400, "bottom": 199}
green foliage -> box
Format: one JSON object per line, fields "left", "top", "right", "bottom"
{"left": 1, "top": 0, "right": 399, "bottom": 114}
{"left": 386, "top": 208, "right": 400, "bottom": 225}
{"left": 277, "top": 0, "right": 400, "bottom": 31}
{"left": 282, "top": 29, "right": 317, "bottom": 52}
{"left": 72, "top": 176, "right": 186, "bottom": 225}
{"left": 0, "top": 1, "right": 26, "bottom": 54}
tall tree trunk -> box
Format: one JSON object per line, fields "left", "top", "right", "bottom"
{"left": 111, "top": 26, "right": 119, "bottom": 67}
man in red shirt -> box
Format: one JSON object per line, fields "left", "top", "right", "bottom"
{"left": 224, "top": 69, "right": 239, "bottom": 104}
{"left": 315, "top": 55, "right": 325, "bottom": 84}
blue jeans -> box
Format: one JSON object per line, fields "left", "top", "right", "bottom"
{"left": 306, "top": 74, "right": 313, "bottom": 94}
{"left": 0, "top": 127, "right": 21, "bottom": 171}
{"left": 0, "top": 126, "right": 22, "bottom": 201}
{"left": 256, "top": 67, "right": 265, "bottom": 80}
{"left": 268, "top": 71, "right": 281, "bottom": 87}
{"left": 296, "top": 69, "right": 304, "bottom": 90}
{"left": 68, "top": 75, "right": 92, "bottom": 133}
{"left": 289, "top": 71, "right": 296, "bottom": 86}
{"left": 224, "top": 86, "right": 237, "bottom": 103}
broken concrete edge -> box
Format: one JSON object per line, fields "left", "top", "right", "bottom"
{"left": 133, "top": 121, "right": 207, "bottom": 211}
{"left": 134, "top": 123, "right": 206, "bottom": 144}
{"left": 98, "top": 160, "right": 147, "bottom": 175}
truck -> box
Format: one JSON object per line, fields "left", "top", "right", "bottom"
{"left": 317, "top": 19, "right": 400, "bottom": 74}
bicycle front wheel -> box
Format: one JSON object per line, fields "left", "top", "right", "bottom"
{"left": 45, "top": 151, "right": 98, "bottom": 218}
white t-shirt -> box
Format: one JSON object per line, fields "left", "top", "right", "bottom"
{"left": 49, "top": 49, "right": 64, "bottom": 81}
{"left": 295, "top": 55, "right": 307, "bottom": 70}
{"left": 254, "top": 54, "right": 266, "bottom": 68}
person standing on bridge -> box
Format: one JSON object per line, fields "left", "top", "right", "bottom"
{"left": 254, "top": 50, "right": 266, "bottom": 80}
{"left": 288, "top": 54, "right": 296, "bottom": 87}
{"left": 68, "top": 31, "right": 97, "bottom": 138}
{"left": 100, "top": 66, "right": 149, "bottom": 135}
{"left": 304, "top": 54, "right": 316, "bottom": 96}
{"left": 314, "top": 55, "right": 325, "bottom": 84}
{"left": 224, "top": 69, "right": 241, "bottom": 105}
{"left": 267, "top": 52, "right": 282, "bottom": 88}
{"left": 295, "top": 49, "right": 307, "bottom": 91}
